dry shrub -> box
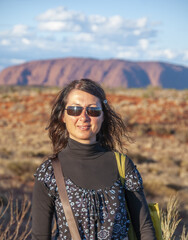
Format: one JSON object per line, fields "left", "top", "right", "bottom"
{"left": 181, "top": 225, "right": 188, "bottom": 240}
{"left": 0, "top": 147, "right": 13, "bottom": 159}
{"left": 128, "top": 153, "right": 155, "bottom": 164}
{"left": 0, "top": 194, "right": 57, "bottom": 239}
{"left": 161, "top": 195, "right": 188, "bottom": 240}
{"left": 175, "top": 131, "right": 188, "bottom": 143}
{"left": 134, "top": 123, "right": 151, "bottom": 136}
{"left": 1, "top": 194, "right": 188, "bottom": 239}
{"left": 0, "top": 194, "right": 31, "bottom": 240}
{"left": 22, "top": 150, "right": 48, "bottom": 158}
{"left": 7, "top": 161, "right": 38, "bottom": 181}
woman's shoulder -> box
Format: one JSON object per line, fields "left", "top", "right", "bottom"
{"left": 34, "top": 158, "right": 54, "bottom": 181}
{"left": 113, "top": 151, "right": 134, "bottom": 169}
{"left": 114, "top": 152, "right": 143, "bottom": 191}
{"left": 34, "top": 158, "right": 57, "bottom": 198}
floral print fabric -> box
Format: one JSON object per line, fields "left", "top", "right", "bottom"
{"left": 34, "top": 159, "right": 143, "bottom": 240}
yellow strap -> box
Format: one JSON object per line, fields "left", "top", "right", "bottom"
{"left": 114, "top": 152, "right": 126, "bottom": 185}
{"left": 115, "top": 152, "right": 162, "bottom": 240}
{"left": 114, "top": 152, "right": 137, "bottom": 239}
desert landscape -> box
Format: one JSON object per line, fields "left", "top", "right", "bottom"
{"left": 0, "top": 85, "right": 188, "bottom": 239}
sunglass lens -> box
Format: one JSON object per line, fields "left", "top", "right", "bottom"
{"left": 87, "top": 107, "right": 102, "bottom": 117}
{"left": 66, "top": 106, "right": 102, "bottom": 117}
{"left": 67, "top": 106, "right": 82, "bottom": 116}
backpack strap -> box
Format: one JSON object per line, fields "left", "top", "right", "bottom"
{"left": 52, "top": 158, "right": 81, "bottom": 240}
{"left": 114, "top": 152, "right": 126, "bottom": 185}
{"left": 114, "top": 152, "right": 138, "bottom": 239}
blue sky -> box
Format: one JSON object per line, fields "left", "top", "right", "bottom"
{"left": 0, "top": 0, "right": 187, "bottom": 71}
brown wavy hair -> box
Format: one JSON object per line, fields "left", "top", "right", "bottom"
{"left": 48, "top": 79, "right": 130, "bottom": 156}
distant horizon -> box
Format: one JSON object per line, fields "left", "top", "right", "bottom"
{"left": 1, "top": 56, "right": 188, "bottom": 72}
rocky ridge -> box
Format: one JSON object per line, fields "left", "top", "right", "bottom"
{"left": 0, "top": 58, "right": 188, "bottom": 89}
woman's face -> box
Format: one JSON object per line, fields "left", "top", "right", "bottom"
{"left": 62, "top": 89, "right": 104, "bottom": 144}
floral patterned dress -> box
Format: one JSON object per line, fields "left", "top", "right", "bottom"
{"left": 34, "top": 159, "right": 143, "bottom": 240}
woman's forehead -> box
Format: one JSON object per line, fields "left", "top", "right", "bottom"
{"left": 66, "top": 89, "right": 101, "bottom": 104}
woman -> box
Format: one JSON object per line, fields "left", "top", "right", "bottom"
{"left": 32, "top": 79, "right": 156, "bottom": 240}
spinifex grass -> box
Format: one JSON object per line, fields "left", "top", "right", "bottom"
{"left": 161, "top": 195, "right": 188, "bottom": 240}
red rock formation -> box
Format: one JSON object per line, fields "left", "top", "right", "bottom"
{"left": 0, "top": 58, "right": 188, "bottom": 89}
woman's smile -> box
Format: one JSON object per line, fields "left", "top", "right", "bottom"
{"left": 77, "top": 125, "right": 91, "bottom": 130}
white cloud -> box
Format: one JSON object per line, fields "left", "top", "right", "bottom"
{"left": 22, "top": 38, "right": 31, "bottom": 45}
{"left": 136, "top": 17, "right": 148, "bottom": 28}
{"left": 1, "top": 5, "right": 187, "bottom": 68}
{"left": 139, "top": 39, "right": 149, "bottom": 50}
{"left": 0, "top": 24, "right": 30, "bottom": 43}
{"left": 89, "top": 15, "right": 123, "bottom": 34}
{"left": 109, "top": 15, "right": 124, "bottom": 28}
{"left": 149, "top": 49, "right": 176, "bottom": 59}
{"left": 12, "top": 24, "right": 28, "bottom": 36}
{"left": 90, "top": 16, "right": 148, "bottom": 35}
{"left": 116, "top": 47, "right": 139, "bottom": 59}
{"left": 73, "top": 33, "right": 94, "bottom": 42}
{"left": 183, "top": 51, "right": 188, "bottom": 60}
{"left": 0, "top": 39, "right": 10, "bottom": 46}
{"left": 38, "top": 21, "right": 81, "bottom": 32}
{"left": 163, "top": 49, "right": 175, "bottom": 59}
{"left": 37, "top": 6, "right": 85, "bottom": 22}
{"left": 133, "top": 30, "right": 142, "bottom": 36}
{"left": 88, "top": 15, "right": 106, "bottom": 24}
{"left": 10, "top": 58, "right": 26, "bottom": 65}
{"left": 36, "top": 7, "right": 151, "bottom": 39}
{"left": 36, "top": 7, "right": 86, "bottom": 32}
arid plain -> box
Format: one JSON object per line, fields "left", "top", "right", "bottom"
{"left": 0, "top": 85, "right": 188, "bottom": 234}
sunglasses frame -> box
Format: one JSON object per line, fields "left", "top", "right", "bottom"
{"left": 65, "top": 106, "right": 102, "bottom": 117}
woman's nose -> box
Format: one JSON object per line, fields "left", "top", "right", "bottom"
{"left": 80, "top": 108, "right": 90, "bottom": 120}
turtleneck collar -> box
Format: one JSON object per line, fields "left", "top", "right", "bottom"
{"left": 63, "top": 138, "right": 106, "bottom": 159}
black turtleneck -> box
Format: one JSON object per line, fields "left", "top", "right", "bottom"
{"left": 58, "top": 138, "right": 120, "bottom": 190}
{"left": 32, "top": 138, "right": 156, "bottom": 240}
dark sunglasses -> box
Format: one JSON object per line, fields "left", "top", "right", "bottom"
{"left": 65, "top": 106, "right": 102, "bottom": 117}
